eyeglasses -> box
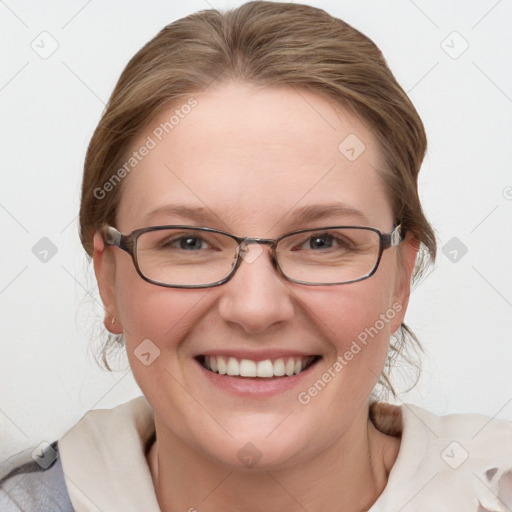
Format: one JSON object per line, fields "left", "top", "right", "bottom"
{"left": 101, "top": 223, "right": 403, "bottom": 288}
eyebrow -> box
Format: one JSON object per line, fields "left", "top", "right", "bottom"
{"left": 288, "top": 203, "right": 369, "bottom": 225}
{"left": 142, "top": 202, "right": 369, "bottom": 227}
{"left": 143, "top": 205, "right": 226, "bottom": 226}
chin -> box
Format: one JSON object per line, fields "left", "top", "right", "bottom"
{"left": 191, "top": 415, "right": 321, "bottom": 472}
{"left": 209, "top": 439, "right": 308, "bottom": 472}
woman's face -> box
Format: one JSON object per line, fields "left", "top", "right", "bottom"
{"left": 95, "top": 82, "right": 416, "bottom": 469}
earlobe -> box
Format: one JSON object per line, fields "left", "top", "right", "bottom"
{"left": 390, "top": 232, "right": 420, "bottom": 333}
{"left": 93, "top": 232, "right": 122, "bottom": 334}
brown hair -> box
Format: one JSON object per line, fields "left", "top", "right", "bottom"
{"left": 80, "top": 1, "right": 436, "bottom": 396}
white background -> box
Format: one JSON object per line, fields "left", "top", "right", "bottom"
{"left": 1, "top": 0, "right": 511, "bottom": 460}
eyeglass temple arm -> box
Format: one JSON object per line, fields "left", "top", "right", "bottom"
{"left": 381, "top": 223, "right": 403, "bottom": 248}
{"left": 100, "top": 225, "right": 132, "bottom": 253}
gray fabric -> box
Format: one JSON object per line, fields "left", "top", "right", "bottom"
{"left": 0, "top": 441, "right": 74, "bottom": 511}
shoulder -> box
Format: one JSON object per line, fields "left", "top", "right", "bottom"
{"left": 401, "top": 402, "right": 512, "bottom": 460}
{"left": 406, "top": 404, "right": 512, "bottom": 509}
{"left": 372, "top": 401, "right": 512, "bottom": 455}
{"left": 0, "top": 441, "right": 74, "bottom": 512}
{"left": 57, "top": 396, "right": 159, "bottom": 511}
{"left": 371, "top": 402, "right": 512, "bottom": 510}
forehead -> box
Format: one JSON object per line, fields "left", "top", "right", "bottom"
{"left": 117, "top": 82, "right": 393, "bottom": 234}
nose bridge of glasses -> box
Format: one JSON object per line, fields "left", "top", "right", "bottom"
{"left": 237, "top": 237, "right": 278, "bottom": 265}
{"left": 239, "top": 237, "right": 275, "bottom": 248}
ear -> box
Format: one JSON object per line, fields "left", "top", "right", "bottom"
{"left": 93, "top": 232, "right": 123, "bottom": 335}
{"left": 389, "top": 231, "right": 420, "bottom": 333}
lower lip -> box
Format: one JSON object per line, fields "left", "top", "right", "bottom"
{"left": 197, "top": 359, "right": 320, "bottom": 398}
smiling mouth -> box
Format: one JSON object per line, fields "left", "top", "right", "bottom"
{"left": 198, "top": 355, "right": 321, "bottom": 378}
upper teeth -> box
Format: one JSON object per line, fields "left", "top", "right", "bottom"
{"left": 203, "top": 356, "right": 313, "bottom": 378}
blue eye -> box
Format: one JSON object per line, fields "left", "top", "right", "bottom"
{"left": 159, "top": 235, "right": 211, "bottom": 251}
{"left": 175, "top": 236, "right": 206, "bottom": 250}
{"left": 300, "top": 233, "right": 351, "bottom": 251}
{"left": 308, "top": 234, "right": 335, "bottom": 249}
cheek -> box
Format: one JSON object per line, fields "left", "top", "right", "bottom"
{"left": 298, "top": 260, "right": 399, "bottom": 381}
{"left": 307, "top": 273, "right": 396, "bottom": 345}
{"left": 289, "top": 268, "right": 399, "bottom": 443}
{"left": 113, "top": 274, "right": 213, "bottom": 415}
{"left": 112, "top": 261, "right": 206, "bottom": 354}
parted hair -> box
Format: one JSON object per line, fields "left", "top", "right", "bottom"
{"left": 79, "top": 1, "right": 436, "bottom": 396}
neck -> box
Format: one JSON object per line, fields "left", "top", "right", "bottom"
{"left": 147, "top": 407, "right": 400, "bottom": 512}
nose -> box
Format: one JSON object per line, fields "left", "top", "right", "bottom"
{"left": 217, "top": 243, "right": 295, "bottom": 334}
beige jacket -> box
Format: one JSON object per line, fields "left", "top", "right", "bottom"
{"left": 57, "top": 397, "right": 512, "bottom": 511}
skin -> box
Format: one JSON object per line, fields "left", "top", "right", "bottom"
{"left": 94, "top": 81, "right": 418, "bottom": 512}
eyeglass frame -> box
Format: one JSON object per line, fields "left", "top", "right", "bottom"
{"left": 101, "top": 223, "right": 404, "bottom": 289}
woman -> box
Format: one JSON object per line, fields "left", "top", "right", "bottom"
{"left": 1, "top": 2, "right": 511, "bottom": 511}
